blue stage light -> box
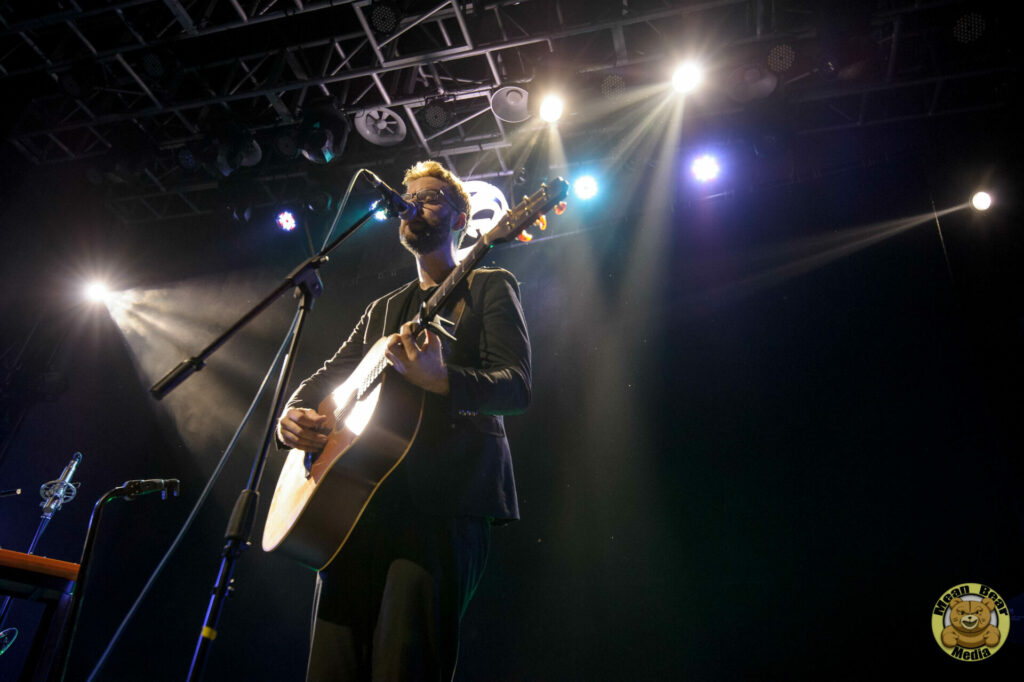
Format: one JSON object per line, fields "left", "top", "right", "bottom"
{"left": 574, "top": 175, "right": 598, "bottom": 200}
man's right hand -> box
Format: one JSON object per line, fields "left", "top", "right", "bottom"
{"left": 277, "top": 407, "right": 329, "bottom": 451}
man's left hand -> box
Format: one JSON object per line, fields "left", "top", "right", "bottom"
{"left": 384, "top": 321, "right": 451, "bottom": 395}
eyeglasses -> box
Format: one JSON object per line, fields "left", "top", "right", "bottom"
{"left": 400, "top": 188, "right": 460, "bottom": 211}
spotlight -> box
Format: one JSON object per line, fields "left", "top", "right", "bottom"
{"left": 301, "top": 127, "right": 337, "bottom": 164}
{"left": 176, "top": 146, "right": 199, "bottom": 171}
{"left": 274, "top": 129, "right": 300, "bottom": 160}
{"left": 573, "top": 176, "right": 599, "bottom": 200}
{"left": 221, "top": 180, "right": 256, "bottom": 223}
{"left": 83, "top": 281, "right": 112, "bottom": 304}
{"left": 231, "top": 203, "right": 253, "bottom": 223}
{"left": 600, "top": 74, "right": 626, "bottom": 99}
{"left": 767, "top": 43, "right": 796, "bottom": 73}
{"left": 369, "top": 0, "right": 401, "bottom": 35}
{"left": 141, "top": 52, "right": 165, "bottom": 79}
{"left": 423, "top": 101, "right": 450, "bottom": 130}
{"left": 953, "top": 12, "right": 986, "bottom": 44}
{"left": 305, "top": 190, "right": 333, "bottom": 215}
{"left": 490, "top": 86, "right": 531, "bottom": 123}
{"left": 213, "top": 123, "right": 262, "bottom": 177}
{"left": 277, "top": 210, "right": 298, "bottom": 231}
{"left": 725, "top": 64, "right": 778, "bottom": 103}
{"left": 538, "top": 94, "right": 564, "bottom": 123}
{"left": 374, "top": 205, "right": 389, "bottom": 221}
{"left": 138, "top": 49, "right": 182, "bottom": 93}
{"left": 299, "top": 104, "right": 351, "bottom": 163}
{"left": 672, "top": 62, "right": 703, "bottom": 94}
{"left": 971, "top": 191, "right": 992, "bottom": 211}
{"left": 691, "top": 154, "right": 720, "bottom": 183}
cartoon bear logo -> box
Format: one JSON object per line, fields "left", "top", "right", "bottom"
{"left": 941, "top": 597, "right": 1001, "bottom": 649}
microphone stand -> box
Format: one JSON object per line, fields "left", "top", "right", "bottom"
{"left": 146, "top": 205, "right": 379, "bottom": 682}
{"left": 56, "top": 479, "right": 181, "bottom": 681}
{"left": 0, "top": 456, "right": 80, "bottom": 645}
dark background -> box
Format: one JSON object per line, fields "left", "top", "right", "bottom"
{"left": 2, "top": 1, "right": 1023, "bottom": 680}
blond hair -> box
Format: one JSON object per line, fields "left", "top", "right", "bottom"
{"left": 402, "top": 160, "right": 471, "bottom": 215}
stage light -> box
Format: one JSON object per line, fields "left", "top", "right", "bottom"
{"left": 725, "top": 64, "right": 778, "bottom": 103}
{"left": 953, "top": 12, "right": 986, "bottom": 44}
{"left": 767, "top": 43, "right": 796, "bottom": 73}
{"left": 574, "top": 175, "right": 599, "bottom": 200}
{"left": 213, "top": 124, "right": 262, "bottom": 177}
{"left": 490, "top": 86, "right": 531, "bottom": 123}
{"left": 273, "top": 130, "right": 300, "bottom": 160}
{"left": 539, "top": 94, "right": 564, "bottom": 123}
{"left": 374, "top": 205, "right": 389, "bottom": 220}
{"left": 691, "top": 154, "right": 720, "bottom": 182}
{"left": 971, "top": 191, "right": 992, "bottom": 211}
{"left": 301, "top": 105, "right": 352, "bottom": 161}
{"left": 672, "top": 62, "right": 703, "bottom": 94}
{"left": 369, "top": 0, "right": 401, "bottom": 35}
{"left": 301, "top": 127, "right": 336, "bottom": 164}
{"left": 600, "top": 74, "right": 626, "bottom": 99}
{"left": 423, "top": 101, "right": 451, "bottom": 130}
{"left": 83, "top": 281, "right": 112, "bottom": 304}
{"left": 276, "top": 210, "right": 297, "bottom": 231}
{"left": 176, "top": 146, "right": 198, "bottom": 171}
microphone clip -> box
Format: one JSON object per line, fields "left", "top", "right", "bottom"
{"left": 39, "top": 480, "right": 80, "bottom": 515}
{"left": 116, "top": 479, "right": 182, "bottom": 501}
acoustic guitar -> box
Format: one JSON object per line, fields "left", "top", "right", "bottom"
{"left": 262, "top": 178, "right": 569, "bottom": 570}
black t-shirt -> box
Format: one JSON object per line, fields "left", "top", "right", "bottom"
{"left": 393, "top": 283, "right": 438, "bottom": 334}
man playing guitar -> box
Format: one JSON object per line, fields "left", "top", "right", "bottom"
{"left": 276, "top": 160, "right": 531, "bottom": 681}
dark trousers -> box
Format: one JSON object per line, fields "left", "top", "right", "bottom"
{"left": 306, "top": 485, "right": 491, "bottom": 682}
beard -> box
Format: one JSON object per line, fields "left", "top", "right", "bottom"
{"left": 400, "top": 217, "right": 451, "bottom": 255}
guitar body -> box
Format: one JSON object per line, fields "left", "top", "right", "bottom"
{"left": 262, "top": 337, "right": 425, "bottom": 571}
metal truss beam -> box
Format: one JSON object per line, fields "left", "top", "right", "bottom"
{"left": 1, "top": 0, "right": 1009, "bottom": 224}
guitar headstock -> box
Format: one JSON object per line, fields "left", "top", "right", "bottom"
{"left": 482, "top": 177, "right": 570, "bottom": 246}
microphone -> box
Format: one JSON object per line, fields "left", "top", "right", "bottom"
{"left": 361, "top": 169, "right": 419, "bottom": 220}
{"left": 115, "top": 478, "right": 181, "bottom": 501}
{"left": 39, "top": 452, "right": 82, "bottom": 518}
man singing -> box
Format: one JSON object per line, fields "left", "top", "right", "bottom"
{"left": 276, "top": 160, "right": 531, "bottom": 681}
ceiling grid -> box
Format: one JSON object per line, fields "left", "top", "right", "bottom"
{"left": 0, "top": 0, "right": 1013, "bottom": 223}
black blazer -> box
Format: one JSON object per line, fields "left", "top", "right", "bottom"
{"left": 285, "top": 267, "right": 531, "bottom": 522}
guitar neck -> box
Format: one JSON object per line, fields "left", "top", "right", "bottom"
{"left": 418, "top": 239, "right": 489, "bottom": 332}
{"left": 349, "top": 241, "right": 485, "bottom": 407}
{"left": 416, "top": 178, "right": 567, "bottom": 330}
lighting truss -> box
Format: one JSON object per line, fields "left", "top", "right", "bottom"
{"left": 0, "top": 0, "right": 1012, "bottom": 223}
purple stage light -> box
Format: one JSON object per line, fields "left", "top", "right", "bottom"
{"left": 691, "top": 154, "right": 720, "bottom": 183}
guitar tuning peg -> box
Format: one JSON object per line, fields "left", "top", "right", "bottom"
{"left": 516, "top": 231, "right": 533, "bottom": 242}
{"left": 553, "top": 201, "right": 567, "bottom": 215}
{"left": 532, "top": 214, "right": 547, "bottom": 231}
